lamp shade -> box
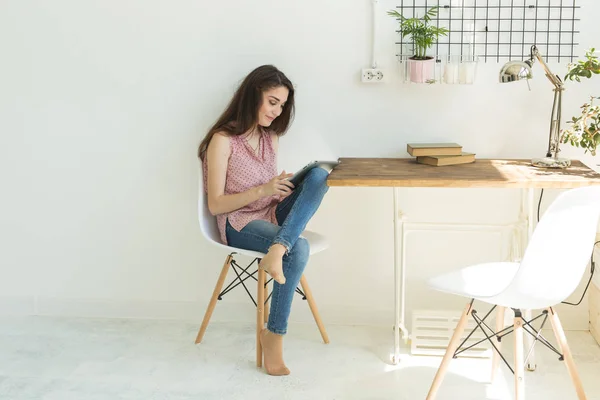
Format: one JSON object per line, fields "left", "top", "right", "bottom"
{"left": 499, "top": 60, "right": 534, "bottom": 83}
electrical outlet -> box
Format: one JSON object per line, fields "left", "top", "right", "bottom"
{"left": 361, "top": 68, "right": 385, "bottom": 83}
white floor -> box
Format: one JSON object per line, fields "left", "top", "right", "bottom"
{"left": 1, "top": 317, "right": 600, "bottom": 400}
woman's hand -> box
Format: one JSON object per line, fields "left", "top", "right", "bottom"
{"left": 261, "top": 171, "right": 295, "bottom": 197}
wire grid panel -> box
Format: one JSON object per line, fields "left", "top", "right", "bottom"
{"left": 392, "top": 0, "right": 580, "bottom": 62}
{"left": 411, "top": 310, "right": 492, "bottom": 357}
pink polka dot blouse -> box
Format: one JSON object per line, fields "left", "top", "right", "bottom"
{"left": 203, "top": 130, "right": 280, "bottom": 245}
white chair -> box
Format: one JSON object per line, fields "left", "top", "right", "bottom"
{"left": 426, "top": 186, "right": 600, "bottom": 400}
{"left": 195, "top": 169, "right": 330, "bottom": 367}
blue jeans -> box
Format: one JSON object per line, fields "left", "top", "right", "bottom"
{"left": 226, "top": 167, "right": 330, "bottom": 335}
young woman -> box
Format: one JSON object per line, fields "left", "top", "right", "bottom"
{"left": 198, "top": 65, "right": 329, "bottom": 376}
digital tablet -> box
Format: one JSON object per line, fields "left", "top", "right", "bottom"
{"left": 288, "top": 160, "right": 340, "bottom": 186}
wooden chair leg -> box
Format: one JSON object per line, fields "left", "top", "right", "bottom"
{"left": 491, "top": 306, "right": 506, "bottom": 382}
{"left": 256, "top": 268, "right": 266, "bottom": 368}
{"left": 514, "top": 316, "right": 525, "bottom": 400}
{"left": 195, "top": 255, "right": 233, "bottom": 344}
{"left": 548, "top": 307, "right": 587, "bottom": 400}
{"left": 264, "top": 281, "right": 270, "bottom": 324}
{"left": 300, "top": 275, "right": 329, "bottom": 344}
{"left": 426, "top": 302, "right": 473, "bottom": 400}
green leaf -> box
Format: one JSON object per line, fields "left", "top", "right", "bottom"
{"left": 388, "top": 6, "right": 446, "bottom": 57}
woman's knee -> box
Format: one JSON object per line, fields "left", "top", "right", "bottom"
{"left": 304, "top": 167, "right": 329, "bottom": 187}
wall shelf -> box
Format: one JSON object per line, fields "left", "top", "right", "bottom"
{"left": 397, "top": 54, "right": 479, "bottom": 84}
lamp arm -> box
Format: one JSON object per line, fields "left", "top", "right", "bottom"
{"left": 531, "top": 45, "right": 564, "bottom": 89}
{"left": 529, "top": 46, "right": 564, "bottom": 159}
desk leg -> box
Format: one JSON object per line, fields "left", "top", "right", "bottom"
{"left": 524, "top": 188, "right": 538, "bottom": 371}
{"left": 393, "top": 188, "right": 408, "bottom": 365}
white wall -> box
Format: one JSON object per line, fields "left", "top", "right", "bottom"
{"left": 1, "top": 0, "right": 599, "bottom": 330}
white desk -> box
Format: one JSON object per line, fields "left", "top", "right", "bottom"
{"left": 328, "top": 158, "right": 600, "bottom": 365}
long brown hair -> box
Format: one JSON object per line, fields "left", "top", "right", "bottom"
{"left": 198, "top": 65, "right": 295, "bottom": 160}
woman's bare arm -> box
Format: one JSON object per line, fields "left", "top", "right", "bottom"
{"left": 206, "top": 133, "right": 266, "bottom": 215}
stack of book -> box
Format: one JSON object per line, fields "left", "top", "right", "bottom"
{"left": 406, "top": 143, "right": 476, "bottom": 166}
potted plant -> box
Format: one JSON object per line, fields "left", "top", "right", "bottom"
{"left": 388, "top": 6, "right": 448, "bottom": 83}
{"left": 561, "top": 48, "right": 600, "bottom": 156}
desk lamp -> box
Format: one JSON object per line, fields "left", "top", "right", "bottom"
{"left": 499, "top": 45, "right": 571, "bottom": 168}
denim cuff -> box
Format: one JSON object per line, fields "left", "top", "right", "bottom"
{"left": 267, "top": 326, "right": 287, "bottom": 335}
{"left": 271, "top": 239, "right": 291, "bottom": 255}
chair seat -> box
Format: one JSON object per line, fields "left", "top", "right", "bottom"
{"left": 428, "top": 262, "right": 520, "bottom": 301}
{"left": 213, "top": 229, "right": 329, "bottom": 259}
{"left": 299, "top": 230, "right": 329, "bottom": 255}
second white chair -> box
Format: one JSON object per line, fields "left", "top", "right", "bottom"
{"left": 425, "top": 186, "right": 600, "bottom": 400}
